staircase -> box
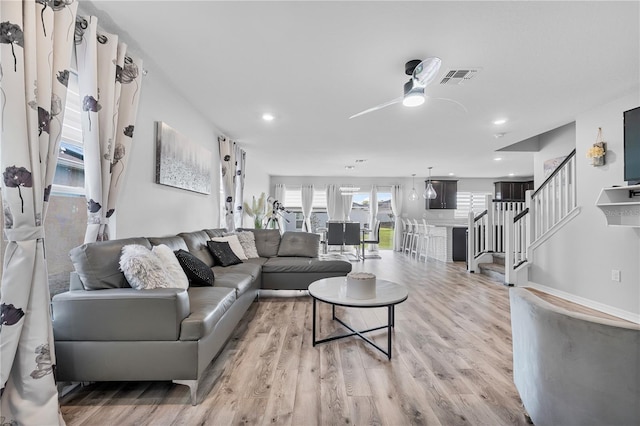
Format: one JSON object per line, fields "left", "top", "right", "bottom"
{"left": 468, "top": 149, "right": 578, "bottom": 286}
{"left": 478, "top": 253, "right": 505, "bottom": 283}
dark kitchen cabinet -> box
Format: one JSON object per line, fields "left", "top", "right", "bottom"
{"left": 452, "top": 227, "right": 467, "bottom": 262}
{"left": 425, "top": 180, "right": 458, "bottom": 209}
{"left": 494, "top": 181, "right": 534, "bottom": 201}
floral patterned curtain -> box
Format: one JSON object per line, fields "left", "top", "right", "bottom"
{"left": 219, "top": 136, "right": 235, "bottom": 230}
{"left": 75, "top": 15, "right": 143, "bottom": 243}
{"left": 233, "top": 144, "right": 245, "bottom": 229}
{"left": 0, "top": 1, "right": 78, "bottom": 424}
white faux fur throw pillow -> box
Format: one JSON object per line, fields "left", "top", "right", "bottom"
{"left": 119, "top": 244, "right": 172, "bottom": 290}
{"left": 211, "top": 235, "right": 248, "bottom": 260}
{"left": 152, "top": 244, "right": 189, "bottom": 290}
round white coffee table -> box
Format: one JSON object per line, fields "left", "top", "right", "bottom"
{"left": 308, "top": 277, "right": 408, "bottom": 359}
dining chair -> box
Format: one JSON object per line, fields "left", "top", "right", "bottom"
{"left": 360, "top": 220, "right": 381, "bottom": 261}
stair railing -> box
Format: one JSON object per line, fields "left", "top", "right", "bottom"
{"left": 504, "top": 149, "right": 577, "bottom": 285}
{"left": 467, "top": 197, "right": 493, "bottom": 272}
{"left": 491, "top": 200, "right": 526, "bottom": 253}
{"left": 530, "top": 149, "right": 577, "bottom": 242}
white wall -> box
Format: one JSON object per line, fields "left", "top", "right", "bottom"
{"left": 529, "top": 92, "right": 640, "bottom": 318}
{"left": 114, "top": 70, "right": 221, "bottom": 238}
{"left": 533, "top": 122, "right": 576, "bottom": 186}
{"left": 241, "top": 159, "right": 270, "bottom": 228}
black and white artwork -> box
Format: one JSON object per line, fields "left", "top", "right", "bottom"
{"left": 155, "top": 121, "right": 212, "bottom": 194}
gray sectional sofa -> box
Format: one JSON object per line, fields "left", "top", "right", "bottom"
{"left": 51, "top": 228, "right": 351, "bottom": 405}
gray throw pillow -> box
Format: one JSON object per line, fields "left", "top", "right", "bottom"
{"left": 224, "top": 231, "right": 260, "bottom": 258}
{"left": 277, "top": 232, "right": 320, "bottom": 258}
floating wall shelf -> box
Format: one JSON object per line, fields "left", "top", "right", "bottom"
{"left": 595, "top": 184, "right": 640, "bottom": 227}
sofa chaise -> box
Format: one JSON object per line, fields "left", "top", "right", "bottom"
{"left": 51, "top": 228, "right": 352, "bottom": 404}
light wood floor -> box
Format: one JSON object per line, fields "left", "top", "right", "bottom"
{"left": 60, "top": 252, "right": 531, "bottom": 425}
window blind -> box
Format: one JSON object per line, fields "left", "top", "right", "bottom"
{"left": 284, "top": 187, "right": 326, "bottom": 209}
{"left": 455, "top": 192, "right": 491, "bottom": 219}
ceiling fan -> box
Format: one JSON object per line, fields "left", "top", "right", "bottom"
{"left": 349, "top": 57, "right": 467, "bottom": 119}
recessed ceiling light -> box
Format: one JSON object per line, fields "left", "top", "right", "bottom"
{"left": 508, "top": 173, "right": 515, "bottom": 177}
{"left": 355, "top": 159, "right": 367, "bottom": 163}
{"left": 262, "top": 113, "right": 275, "bottom": 122}
{"left": 494, "top": 157, "right": 503, "bottom": 161}
{"left": 494, "top": 132, "right": 505, "bottom": 138}
{"left": 493, "top": 118, "right": 507, "bottom": 125}
{"left": 448, "top": 172, "right": 455, "bottom": 176}
{"left": 345, "top": 165, "right": 355, "bottom": 170}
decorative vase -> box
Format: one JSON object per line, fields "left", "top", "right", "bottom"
{"left": 592, "top": 155, "right": 605, "bottom": 166}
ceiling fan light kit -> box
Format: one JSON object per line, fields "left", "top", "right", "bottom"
{"left": 402, "top": 80, "right": 425, "bottom": 107}
{"left": 349, "top": 56, "right": 444, "bottom": 119}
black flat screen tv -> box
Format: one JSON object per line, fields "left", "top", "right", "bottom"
{"left": 624, "top": 106, "right": 640, "bottom": 185}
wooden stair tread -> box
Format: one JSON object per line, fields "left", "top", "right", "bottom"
{"left": 478, "top": 262, "right": 505, "bottom": 274}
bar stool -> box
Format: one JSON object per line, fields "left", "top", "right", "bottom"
{"left": 401, "top": 219, "right": 410, "bottom": 253}
{"left": 410, "top": 219, "right": 421, "bottom": 258}
{"left": 418, "top": 223, "right": 433, "bottom": 263}
{"left": 403, "top": 219, "right": 415, "bottom": 255}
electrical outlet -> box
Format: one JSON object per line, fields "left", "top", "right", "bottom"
{"left": 611, "top": 269, "right": 621, "bottom": 282}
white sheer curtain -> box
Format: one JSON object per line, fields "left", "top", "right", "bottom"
{"left": 326, "top": 184, "right": 343, "bottom": 221}
{"left": 233, "top": 145, "right": 245, "bottom": 229}
{"left": 76, "top": 16, "right": 144, "bottom": 242}
{"left": 368, "top": 186, "right": 378, "bottom": 251}
{"left": 219, "top": 136, "right": 235, "bottom": 230}
{"left": 342, "top": 192, "right": 354, "bottom": 221}
{"left": 391, "top": 185, "right": 404, "bottom": 251}
{"left": 274, "top": 183, "right": 286, "bottom": 232}
{"left": 301, "top": 184, "right": 314, "bottom": 232}
{"left": 0, "top": 1, "right": 78, "bottom": 423}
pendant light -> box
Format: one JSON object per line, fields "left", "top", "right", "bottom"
{"left": 423, "top": 167, "right": 437, "bottom": 200}
{"left": 409, "top": 174, "right": 419, "bottom": 201}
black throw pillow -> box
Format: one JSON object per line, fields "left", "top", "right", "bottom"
{"left": 173, "top": 249, "right": 215, "bottom": 287}
{"left": 207, "top": 240, "right": 243, "bottom": 267}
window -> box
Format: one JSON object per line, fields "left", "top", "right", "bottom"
{"left": 53, "top": 71, "right": 84, "bottom": 197}
{"left": 282, "top": 186, "right": 327, "bottom": 232}
{"left": 0, "top": 70, "right": 88, "bottom": 295}
{"left": 455, "top": 192, "right": 491, "bottom": 219}
{"left": 283, "top": 187, "right": 326, "bottom": 209}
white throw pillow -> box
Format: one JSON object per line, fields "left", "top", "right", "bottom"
{"left": 119, "top": 244, "right": 172, "bottom": 290}
{"left": 211, "top": 235, "right": 247, "bottom": 260}
{"left": 152, "top": 244, "right": 189, "bottom": 290}
{"left": 224, "top": 231, "right": 259, "bottom": 258}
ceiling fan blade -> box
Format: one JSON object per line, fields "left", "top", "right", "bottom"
{"left": 412, "top": 57, "right": 442, "bottom": 86}
{"left": 349, "top": 97, "right": 403, "bottom": 119}
{"left": 430, "top": 96, "right": 468, "bottom": 114}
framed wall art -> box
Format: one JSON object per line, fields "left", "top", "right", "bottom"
{"left": 155, "top": 121, "right": 212, "bottom": 194}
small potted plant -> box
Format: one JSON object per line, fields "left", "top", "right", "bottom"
{"left": 243, "top": 193, "right": 266, "bottom": 229}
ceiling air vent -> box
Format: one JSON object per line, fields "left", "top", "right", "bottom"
{"left": 439, "top": 69, "right": 480, "bottom": 85}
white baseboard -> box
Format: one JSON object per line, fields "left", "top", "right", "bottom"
{"left": 526, "top": 281, "right": 640, "bottom": 324}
